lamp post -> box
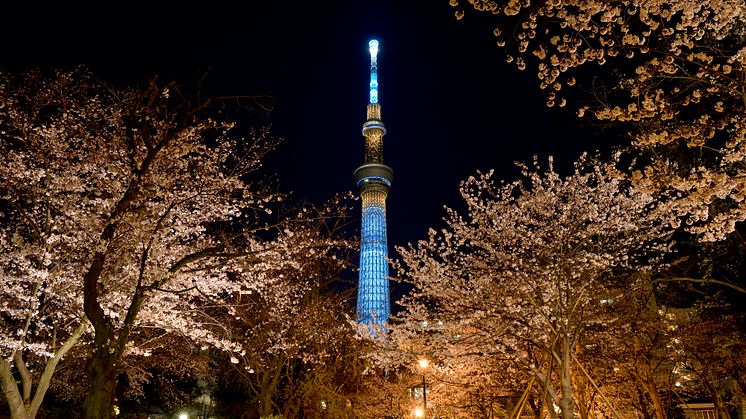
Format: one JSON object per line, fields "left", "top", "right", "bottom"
{"left": 418, "top": 358, "right": 429, "bottom": 417}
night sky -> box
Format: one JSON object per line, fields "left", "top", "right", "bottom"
{"left": 2, "top": 1, "right": 609, "bottom": 270}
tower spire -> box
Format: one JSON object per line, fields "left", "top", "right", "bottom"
{"left": 355, "top": 39, "right": 393, "bottom": 325}
{"left": 369, "top": 40, "right": 379, "bottom": 104}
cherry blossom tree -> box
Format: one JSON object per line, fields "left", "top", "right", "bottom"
{"left": 0, "top": 68, "right": 347, "bottom": 419}
{"left": 213, "top": 234, "right": 357, "bottom": 418}
{"left": 451, "top": 0, "right": 746, "bottom": 242}
{"left": 0, "top": 69, "right": 107, "bottom": 419}
{"left": 670, "top": 311, "right": 746, "bottom": 419}
{"left": 350, "top": 369, "right": 415, "bottom": 419}
{"left": 371, "top": 318, "right": 535, "bottom": 418}
{"left": 575, "top": 281, "right": 681, "bottom": 418}
{"left": 390, "top": 157, "right": 675, "bottom": 419}
{"left": 39, "top": 331, "right": 209, "bottom": 416}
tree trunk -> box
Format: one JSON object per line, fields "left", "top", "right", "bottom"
{"left": 257, "top": 378, "right": 280, "bottom": 417}
{"left": 529, "top": 364, "right": 559, "bottom": 419}
{"left": 558, "top": 337, "right": 575, "bottom": 419}
{"left": 256, "top": 355, "right": 284, "bottom": 418}
{"left": 257, "top": 382, "right": 273, "bottom": 418}
{"left": 82, "top": 255, "right": 145, "bottom": 419}
{"left": 711, "top": 386, "right": 731, "bottom": 419}
{"left": 575, "top": 381, "right": 589, "bottom": 419}
{"left": 0, "top": 320, "right": 88, "bottom": 419}
{"left": 0, "top": 358, "right": 30, "bottom": 419}
{"left": 639, "top": 365, "right": 666, "bottom": 419}
{"left": 83, "top": 350, "right": 118, "bottom": 419}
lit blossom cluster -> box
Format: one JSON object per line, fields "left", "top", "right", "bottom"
{"left": 452, "top": 0, "right": 746, "bottom": 241}
{"left": 221, "top": 202, "right": 355, "bottom": 368}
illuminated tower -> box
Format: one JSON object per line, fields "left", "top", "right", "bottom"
{"left": 355, "top": 39, "right": 393, "bottom": 325}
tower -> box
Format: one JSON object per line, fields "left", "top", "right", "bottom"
{"left": 355, "top": 39, "right": 393, "bottom": 325}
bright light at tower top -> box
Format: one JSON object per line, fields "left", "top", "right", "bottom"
{"left": 369, "top": 39, "right": 379, "bottom": 104}
{"left": 369, "top": 39, "right": 379, "bottom": 59}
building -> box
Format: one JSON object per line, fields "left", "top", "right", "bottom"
{"left": 355, "top": 39, "right": 393, "bottom": 325}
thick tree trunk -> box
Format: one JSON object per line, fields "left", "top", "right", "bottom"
{"left": 82, "top": 303, "right": 143, "bottom": 419}
{"left": 257, "top": 371, "right": 276, "bottom": 418}
{"left": 257, "top": 384, "right": 273, "bottom": 418}
{"left": 83, "top": 351, "right": 118, "bottom": 419}
{"left": 256, "top": 355, "right": 285, "bottom": 417}
{"left": 82, "top": 253, "right": 145, "bottom": 419}
{"left": 82, "top": 283, "right": 143, "bottom": 419}
{"left": 639, "top": 365, "right": 666, "bottom": 419}
{"left": 558, "top": 337, "right": 575, "bottom": 419}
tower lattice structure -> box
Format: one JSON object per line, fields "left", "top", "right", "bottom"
{"left": 355, "top": 39, "right": 393, "bottom": 325}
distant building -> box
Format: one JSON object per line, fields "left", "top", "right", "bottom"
{"left": 679, "top": 399, "right": 746, "bottom": 419}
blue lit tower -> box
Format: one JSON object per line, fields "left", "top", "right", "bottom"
{"left": 355, "top": 39, "right": 393, "bottom": 325}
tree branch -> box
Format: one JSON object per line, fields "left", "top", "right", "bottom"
{"left": 29, "top": 318, "right": 88, "bottom": 418}
{"left": 12, "top": 352, "right": 31, "bottom": 404}
{"left": 653, "top": 277, "right": 746, "bottom": 294}
{"left": 0, "top": 356, "right": 27, "bottom": 419}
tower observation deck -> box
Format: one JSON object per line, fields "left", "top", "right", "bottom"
{"left": 355, "top": 39, "right": 393, "bottom": 325}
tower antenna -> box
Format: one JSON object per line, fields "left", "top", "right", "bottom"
{"left": 369, "top": 39, "right": 379, "bottom": 104}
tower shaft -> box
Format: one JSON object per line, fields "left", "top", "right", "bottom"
{"left": 355, "top": 40, "right": 393, "bottom": 325}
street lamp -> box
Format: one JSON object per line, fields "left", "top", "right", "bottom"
{"left": 418, "top": 358, "right": 429, "bottom": 417}
{"left": 414, "top": 407, "right": 424, "bottom": 417}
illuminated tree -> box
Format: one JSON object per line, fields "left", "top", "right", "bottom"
{"left": 41, "top": 332, "right": 209, "bottom": 416}
{"left": 451, "top": 0, "right": 746, "bottom": 241}
{"left": 391, "top": 156, "right": 675, "bottom": 419}
{"left": 215, "top": 289, "right": 364, "bottom": 418}
{"left": 0, "top": 69, "right": 345, "bottom": 419}
{"left": 212, "top": 221, "right": 358, "bottom": 418}
{"left": 350, "top": 371, "right": 415, "bottom": 419}
{"left": 672, "top": 312, "right": 746, "bottom": 418}
{"left": 0, "top": 69, "right": 108, "bottom": 419}
{"left": 575, "top": 280, "right": 680, "bottom": 418}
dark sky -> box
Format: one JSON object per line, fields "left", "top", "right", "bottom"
{"left": 1, "top": 0, "right": 604, "bottom": 258}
